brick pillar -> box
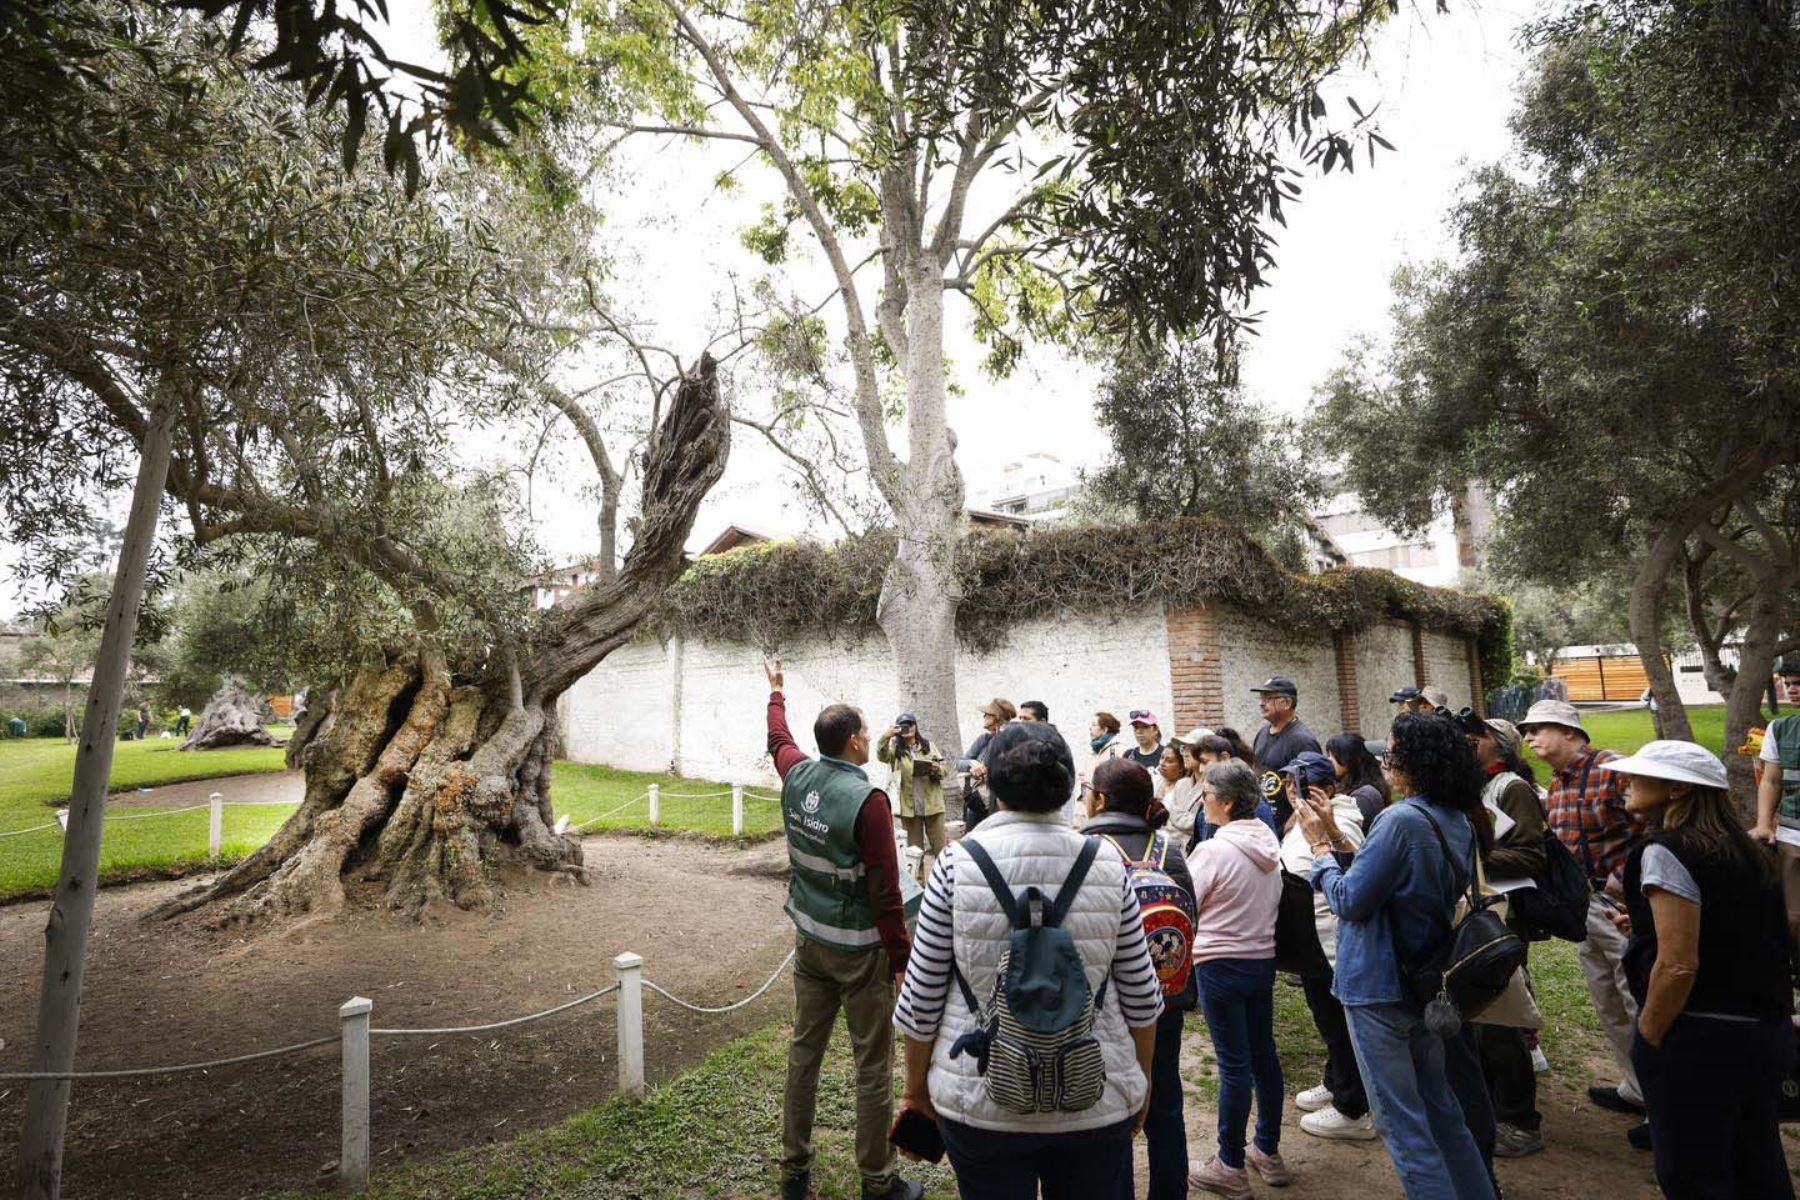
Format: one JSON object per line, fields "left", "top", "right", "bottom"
{"left": 1467, "top": 638, "right": 1486, "bottom": 716}
{"left": 1333, "top": 631, "right": 1361, "bottom": 734}
{"left": 1411, "top": 622, "right": 1428, "bottom": 688}
{"left": 1166, "top": 604, "right": 1225, "bottom": 730}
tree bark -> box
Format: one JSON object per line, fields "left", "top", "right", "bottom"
{"left": 19, "top": 401, "right": 174, "bottom": 1200}
{"left": 1725, "top": 565, "right": 1793, "bottom": 815}
{"left": 152, "top": 354, "right": 729, "bottom": 924}
{"left": 1629, "top": 522, "right": 1697, "bottom": 743}
{"left": 875, "top": 271, "right": 968, "bottom": 811}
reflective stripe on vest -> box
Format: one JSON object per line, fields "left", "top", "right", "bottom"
{"left": 788, "top": 907, "right": 883, "bottom": 947}
{"left": 790, "top": 846, "right": 867, "bottom": 881}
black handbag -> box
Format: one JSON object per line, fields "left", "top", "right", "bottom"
{"left": 1401, "top": 808, "right": 1528, "bottom": 1035}
{"left": 1273, "top": 869, "right": 1331, "bottom": 977}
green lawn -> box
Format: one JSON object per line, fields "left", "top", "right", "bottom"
{"left": 288, "top": 942, "right": 1600, "bottom": 1200}
{"left": 551, "top": 762, "right": 782, "bottom": 839}
{"left": 0, "top": 733, "right": 295, "bottom": 899}
{"left": 0, "top": 733, "right": 292, "bottom": 816}
{"left": 0, "top": 738, "right": 779, "bottom": 901}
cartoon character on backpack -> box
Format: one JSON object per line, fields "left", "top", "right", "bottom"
{"left": 1103, "top": 831, "right": 1197, "bottom": 998}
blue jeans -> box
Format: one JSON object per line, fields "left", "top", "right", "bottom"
{"left": 1344, "top": 1002, "right": 1495, "bottom": 1200}
{"left": 1195, "top": 957, "right": 1283, "bottom": 1169}
{"left": 939, "top": 1116, "right": 1133, "bottom": 1200}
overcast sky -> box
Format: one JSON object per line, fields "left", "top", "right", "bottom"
{"left": 0, "top": 1, "right": 1542, "bottom": 612}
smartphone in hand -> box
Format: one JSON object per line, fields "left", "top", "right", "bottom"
{"left": 889, "top": 1105, "right": 945, "bottom": 1163}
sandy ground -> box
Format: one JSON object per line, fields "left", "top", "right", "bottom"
{"left": 0, "top": 836, "right": 795, "bottom": 1199}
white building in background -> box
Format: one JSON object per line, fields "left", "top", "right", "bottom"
{"left": 973, "top": 452, "right": 1083, "bottom": 521}
{"left": 1308, "top": 485, "right": 1494, "bottom": 590}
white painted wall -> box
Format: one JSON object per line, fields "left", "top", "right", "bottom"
{"left": 1422, "top": 631, "right": 1477, "bottom": 709}
{"left": 1212, "top": 609, "right": 1341, "bottom": 738}
{"left": 1356, "top": 621, "right": 1416, "bottom": 735}
{"left": 562, "top": 607, "right": 1175, "bottom": 788}
{"left": 563, "top": 606, "right": 1480, "bottom": 783}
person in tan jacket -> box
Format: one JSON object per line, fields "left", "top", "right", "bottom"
{"left": 878, "top": 712, "right": 947, "bottom": 881}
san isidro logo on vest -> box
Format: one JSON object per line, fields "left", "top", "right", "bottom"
{"left": 803, "top": 790, "right": 822, "bottom": 813}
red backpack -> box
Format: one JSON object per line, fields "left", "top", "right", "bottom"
{"left": 1105, "top": 832, "right": 1197, "bottom": 997}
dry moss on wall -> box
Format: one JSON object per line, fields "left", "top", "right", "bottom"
{"left": 659, "top": 517, "right": 1513, "bottom": 687}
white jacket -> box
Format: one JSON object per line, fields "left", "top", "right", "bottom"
{"left": 927, "top": 811, "right": 1152, "bottom": 1132}
{"left": 1276, "top": 793, "right": 1366, "bottom": 970}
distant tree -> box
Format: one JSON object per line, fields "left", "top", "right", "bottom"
{"left": 1088, "top": 340, "right": 1319, "bottom": 562}
{"left": 17, "top": 589, "right": 107, "bottom": 742}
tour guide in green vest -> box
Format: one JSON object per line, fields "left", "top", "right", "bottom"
{"left": 764, "top": 657, "right": 920, "bottom": 1200}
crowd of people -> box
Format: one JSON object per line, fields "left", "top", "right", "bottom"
{"left": 766, "top": 657, "right": 1800, "bottom": 1200}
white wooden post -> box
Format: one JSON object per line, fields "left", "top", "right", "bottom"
{"left": 731, "top": 784, "right": 744, "bottom": 837}
{"left": 614, "top": 952, "right": 645, "bottom": 1099}
{"left": 339, "top": 996, "right": 372, "bottom": 1193}
{"left": 648, "top": 784, "right": 660, "bottom": 828}
{"left": 207, "top": 791, "right": 223, "bottom": 861}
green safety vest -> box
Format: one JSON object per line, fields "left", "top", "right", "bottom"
{"left": 1770, "top": 716, "right": 1800, "bottom": 827}
{"left": 781, "top": 758, "right": 882, "bottom": 949}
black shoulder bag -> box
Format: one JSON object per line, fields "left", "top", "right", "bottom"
{"left": 1401, "top": 807, "right": 1528, "bottom": 1037}
{"left": 1506, "top": 769, "right": 1591, "bottom": 944}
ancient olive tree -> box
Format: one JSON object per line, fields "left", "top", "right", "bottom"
{"left": 1, "top": 11, "right": 728, "bottom": 926}
{"left": 1316, "top": 0, "right": 1800, "bottom": 802}
{"left": 524, "top": 0, "right": 1398, "bottom": 760}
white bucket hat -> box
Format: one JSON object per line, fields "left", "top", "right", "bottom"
{"left": 1172, "top": 725, "right": 1214, "bottom": 746}
{"left": 1594, "top": 739, "right": 1728, "bottom": 791}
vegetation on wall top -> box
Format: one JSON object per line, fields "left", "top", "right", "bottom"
{"left": 660, "top": 518, "right": 1513, "bottom": 686}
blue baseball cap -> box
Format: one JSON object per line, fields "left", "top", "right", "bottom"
{"left": 1281, "top": 751, "right": 1337, "bottom": 790}
{"left": 1390, "top": 686, "right": 1423, "bottom": 704}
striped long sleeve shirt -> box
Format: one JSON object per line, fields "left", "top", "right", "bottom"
{"left": 894, "top": 843, "right": 1164, "bottom": 1040}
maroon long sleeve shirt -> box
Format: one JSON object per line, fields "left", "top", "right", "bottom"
{"left": 767, "top": 691, "right": 910, "bottom": 977}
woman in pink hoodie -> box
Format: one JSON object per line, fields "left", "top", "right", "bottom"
{"left": 1187, "top": 759, "right": 1288, "bottom": 1200}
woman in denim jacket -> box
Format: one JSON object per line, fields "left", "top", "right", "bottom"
{"left": 1297, "top": 712, "right": 1497, "bottom": 1200}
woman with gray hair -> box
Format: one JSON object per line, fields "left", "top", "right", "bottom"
{"left": 1186, "top": 759, "right": 1288, "bottom": 1197}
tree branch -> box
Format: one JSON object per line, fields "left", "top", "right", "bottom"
{"left": 661, "top": 0, "right": 901, "bottom": 495}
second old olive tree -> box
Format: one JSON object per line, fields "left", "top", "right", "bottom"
{"left": 526, "top": 0, "right": 1400, "bottom": 760}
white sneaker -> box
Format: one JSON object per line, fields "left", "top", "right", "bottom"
{"left": 1300, "top": 1107, "right": 1378, "bottom": 1141}
{"left": 1530, "top": 1046, "right": 1550, "bottom": 1074}
{"left": 1295, "top": 1084, "right": 1334, "bottom": 1113}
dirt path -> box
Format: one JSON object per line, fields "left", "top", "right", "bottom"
{"left": 0, "top": 836, "right": 794, "bottom": 1200}
{"left": 1131, "top": 1016, "right": 1800, "bottom": 1200}
{"left": 105, "top": 770, "right": 304, "bottom": 809}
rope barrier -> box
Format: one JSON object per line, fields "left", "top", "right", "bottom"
{"left": 569, "top": 790, "right": 650, "bottom": 831}
{"left": 370, "top": 983, "right": 621, "bottom": 1037}
{"left": 0, "top": 822, "right": 59, "bottom": 839}
{"left": 651, "top": 789, "right": 733, "bottom": 799}
{"left": 643, "top": 948, "right": 796, "bottom": 1014}
{"left": 103, "top": 803, "right": 211, "bottom": 823}
{"left": 0, "top": 1035, "right": 337, "bottom": 1081}
{"left": 0, "top": 799, "right": 301, "bottom": 840}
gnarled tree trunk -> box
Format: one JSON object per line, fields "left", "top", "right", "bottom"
{"left": 154, "top": 355, "right": 729, "bottom": 924}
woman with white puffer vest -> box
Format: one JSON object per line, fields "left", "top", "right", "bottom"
{"left": 894, "top": 720, "right": 1163, "bottom": 1199}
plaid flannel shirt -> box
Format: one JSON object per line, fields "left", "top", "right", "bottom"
{"left": 1546, "top": 747, "right": 1644, "bottom": 889}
